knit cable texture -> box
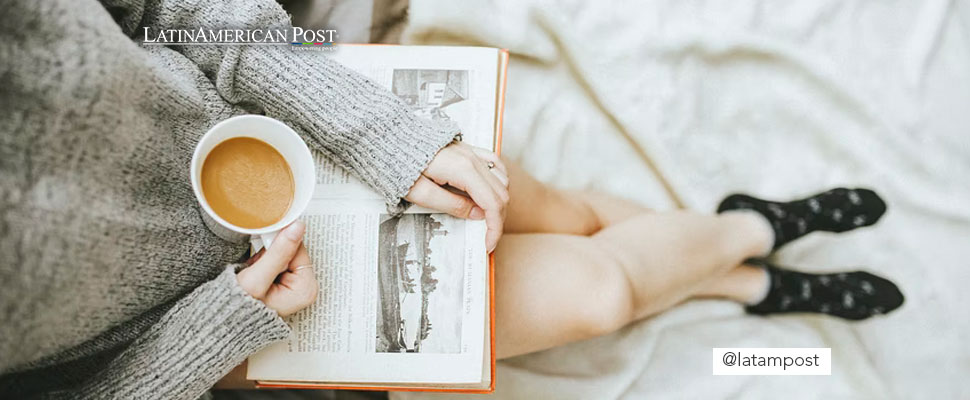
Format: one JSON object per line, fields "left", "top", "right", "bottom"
{"left": 74, "top": 267, "right": 290, "bottom": 400}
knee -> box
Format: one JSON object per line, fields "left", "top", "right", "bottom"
{"left": 570, "top": 195, "right": 605, "bottom": 236}
{"left": 548, "top": 190, "right": 604, "bottom": 236}
{"left": 568, "top": 248, "right": 636, "bottom": 338}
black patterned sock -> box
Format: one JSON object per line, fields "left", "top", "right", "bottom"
{"left": 745, "top": 262, "right": 904, "bottom": 320}
{"left": 717, "top": 188, "right": 887, "bottom": 250}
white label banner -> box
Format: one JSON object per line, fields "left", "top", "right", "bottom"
{"left": 713, "top": 348, "right": 832, "bottom": 375}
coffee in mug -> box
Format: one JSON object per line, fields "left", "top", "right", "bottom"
{"left": 201, "top": 137, "right": 295, "bottom": 229}
{"left": 191, "top": 115, "right": 316, "bottom": 249}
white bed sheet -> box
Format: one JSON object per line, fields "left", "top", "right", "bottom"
{"left": 398, "top": 0, "right": 970, "bottom": 398}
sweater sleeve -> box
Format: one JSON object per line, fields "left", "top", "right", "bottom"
{"left": 101, "top": 0, "right": 460, "bottom": 210}
{"left": 70, "top": 267, "right": 290, "bottom": 400}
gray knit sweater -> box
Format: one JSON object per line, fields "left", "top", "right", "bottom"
{"left": 0, "top": 0, "right": 458, "bottom": 398}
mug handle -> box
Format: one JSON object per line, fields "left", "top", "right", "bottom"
{"left": 260, "top": 231, "right": 278, "bottom": 250}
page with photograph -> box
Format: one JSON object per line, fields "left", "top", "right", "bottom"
{"left": 248, "top": 46, "right": 497, "bottom": 384}
{"left": 248, "top": 207, "right": 487, "bottom": 383}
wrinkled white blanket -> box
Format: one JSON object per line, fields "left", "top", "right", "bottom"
{"left": 397, "top": 0, "right": 970, "bottom": 398}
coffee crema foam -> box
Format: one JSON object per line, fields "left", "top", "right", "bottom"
{"left": 201, "top": 137, "right": 294, "bottom": 229}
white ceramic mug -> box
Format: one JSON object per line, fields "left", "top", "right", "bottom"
{"left": 190, "top": 115, "right": 315, "bottom": 249}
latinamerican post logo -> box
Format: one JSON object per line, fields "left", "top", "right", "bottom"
{"left": 141, "top": 27, "right": 337, "bottom": 50}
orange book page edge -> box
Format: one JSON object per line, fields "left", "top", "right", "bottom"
{"left": 255, "top": 47, "right": 509, "bottom": 394}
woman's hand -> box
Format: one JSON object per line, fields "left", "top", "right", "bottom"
{"left": 406, "top": 141, "right": 509, "bottom": 252}
{"left": 236, "top": 221, "right": 318, "bottom": 317}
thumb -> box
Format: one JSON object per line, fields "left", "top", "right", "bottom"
{"left": 237, "top": 221, "right": 305, "bottom": 298}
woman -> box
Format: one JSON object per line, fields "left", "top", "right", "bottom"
{"left": 1, "top": 1, "right": 903, "bottom": 399}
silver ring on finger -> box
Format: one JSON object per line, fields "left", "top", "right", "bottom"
{"left": 292, "top": 265, "right": 312, "bottom": 272}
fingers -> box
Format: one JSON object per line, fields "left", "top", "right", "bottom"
{"left": 266, "top": 265, "right": 318, "bottom": 317}
{"left": 279, "top": 266, "right": 316, "bottom": 291}
{"left": 287, "top": 243, "right": 311, "bottom": 272}
{"left": 475, "top": 159, "right": 509, "bottom": 202}
{"left": 471, "top": 147, "right": 509, "bottom": 187}
{"left": 471, "top": 162, "right": 508, "bottom": 252}
{"left": 406, "top": 176, "right": 484, "bottom": 220}
{"left": 236, "top": 221, "right": 305, "bottom": 298}
{"left": 237, "top": 224, "right": 318, "bottom": 317}
{"left": 264, "top": 268, "right": 318, "bottom": 317}
{"left": 423, "top": 143, "right": 508, "bottom": 252}
{"left": 437, "top": 163, "right": 504, "bottom": 250}
{"left": 470, "top": 146, "right": 507, "bottom": 174}
{"left": 463, "top": 146, "right": 509, "bottom": 252}
{"left": 481, "top": 195, "right": 505, "bottom": 253}
{"left": 245, "top": 249, "right": 264, "bottom": 266}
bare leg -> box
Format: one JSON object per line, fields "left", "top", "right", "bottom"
{"left": 503, "top": 161, "right": 648, "bottom": 235}
{"left": 495, "top": 160, "right": 775, "bottom": 358}
{"left": 495, "top": 212, "right": 771, "bottom": 358}
{"left": 693, "top": 264, "right": 769, "bottom": 304}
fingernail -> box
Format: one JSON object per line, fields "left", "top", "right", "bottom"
{"left": 469, "top": 206, "right": 485, "bottom": 220}
{"left": 283, "top": 220, "right": 305, "bottom": 240}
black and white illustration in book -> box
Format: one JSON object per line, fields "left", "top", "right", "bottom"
{"left": 392, "top": 69, "right": 470, "bottom": 123}
{"left": 376, "top": 214, "right": 465, "bottom": 353}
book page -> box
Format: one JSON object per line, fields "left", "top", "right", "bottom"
{"left": 282, "top": 45, "right": 500, "bottom": 206}
{"left": 248, "top": 46, "right": 497, "bottom": 384}
{"left": 326, "top": 45, "right": 499, "bottom": 152}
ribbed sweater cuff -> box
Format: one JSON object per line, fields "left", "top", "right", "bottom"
{"left": 76, "top": 266, "right": 289, "bottom": 400}
{"left": 224, "top": 46, "right": 461, "bottom": 210}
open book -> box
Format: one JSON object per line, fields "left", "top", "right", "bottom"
{"left": 247, "top": 45, "right": 508, "bottom": 393}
